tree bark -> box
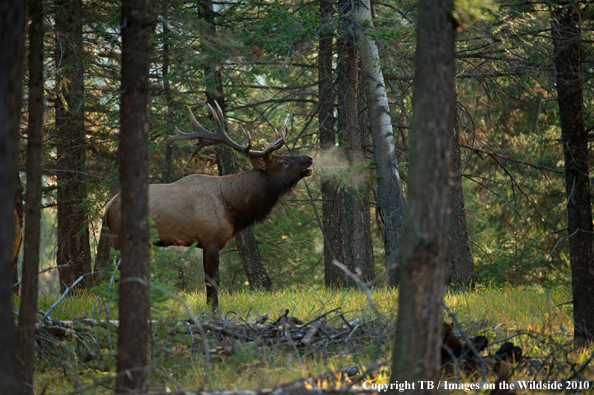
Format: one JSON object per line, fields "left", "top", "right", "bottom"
{"left": 356, "top": 75, "right": 376, "bottom": 283}
{"left": 353, "top": 0, "right": 405, "bottom": 287}
{"left": 12, "top": 175, "right": 23, "bottom": 294}
{"left": 389, "top": 0, "right": 455, "bottom": 390}
{"left": 115, "top": 0, "right": 151, "bottom": 390}
{"left": 17, "top": 0, "right": 44, "bottom": 391}
{"left": 319, "top": 0, "right": 342, "bottom": 288}
{"left": 0, "top": 0, "right": 26, "bottom": 392}
{"left": 334, "top": 37, "right": 354, "bottom": 287}
{"left": 53, "top": 0, "right": 92, "bottom": 293}
{"left": 551, "top": 5, "right": 594, "bottom": 342}
{"left": 445, "top": 104, "right": 475, "bottom": 288}
{"left": 335, "top": 39, "right": 375, "bottom": 287}
{"left": 200, "top": 0, "right": 272, "bottom": 291}
{"left": 161, "top": 0, "right": 175, "bottom": 185}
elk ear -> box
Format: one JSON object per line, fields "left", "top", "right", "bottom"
{"left": 249, "top": 157, "right": 267, "bottom": 170}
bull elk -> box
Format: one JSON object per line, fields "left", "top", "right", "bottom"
{"left": 105, "top": 103, "right": 313, "bottom": 308}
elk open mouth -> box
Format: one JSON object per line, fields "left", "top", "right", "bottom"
{"left": 303, "top": 168, "right": 313, "bottom": 177}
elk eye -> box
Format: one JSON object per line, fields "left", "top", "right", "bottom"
{"left": 279, "top": 160, "right": 287, "bottom": 166}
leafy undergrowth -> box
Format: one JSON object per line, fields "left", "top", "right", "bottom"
{"left": 25, "top": 284, "right": 593, "bottom": 394}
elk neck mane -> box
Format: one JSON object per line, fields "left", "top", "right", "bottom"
{"left": 220, "top": 168, "right": 300, "bottom": 234}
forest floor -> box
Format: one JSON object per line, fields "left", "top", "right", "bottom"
{"left": 22, "top": 284, "right": 594, "bottom": 394}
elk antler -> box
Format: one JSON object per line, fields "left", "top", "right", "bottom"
{"left": 169, "top": 101, "right": 286, "bottom": 168}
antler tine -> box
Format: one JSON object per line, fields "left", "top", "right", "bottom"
{"left": 181, "top": 146, "right": 202, "bottom": 170}
{"left": 206, "top": 103, "right": 223, "bottom": 131}
{"left": 247, "top": 126, "right": 286, "bottom": 158}
{"left": 241, "top": 127, "right": 252, "bottom": 152}
{"left": 188, "top": 106, "right": 202, "bottom": 132}
{"left": 214, "top": 101, "right": 225, "bottom": 125}
{"left": 168, "top": 107, "right": 209, "bottom": 140}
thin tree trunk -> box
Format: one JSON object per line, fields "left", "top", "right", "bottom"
{"left": 353, "top": 0, "right": 405, "bottom": 287}
{"left": 319, "top": 0, "right": 342, "bottom": 288}
{"left": 446, "top": 103, "right": 475, "bottom": 288}
{"left": 0, "top": 0, "right": 26, "bottom": 392}
{"left": 158, "top": 0, "right": 188, "bottom": 288}
{"left": 200, "top": 0, "right": 272, "bottom": 290}
{"left": 356, "top": 75, "right": 375, "bottom": 283}
{"left": 161, "top": 0, "right": 175, "bottom": 184}
{"left": 551, "top": 5, "right": 594, "bottom": 342}
{"left": 12, "top": 176, "right": 23, "bottom": 294}
{"left": 235, "top": 230, "right": 272, "bottom": 290}
{"left": 335, "top": 37, "right": 354, "bottom": 288}
{"left": 115, "top": 0, "right": 150, "bottom": 390}
{"left": 17, "top": 0, "right": 44, "bottom": 391}
{"left": 389, "top": 0, "right": 455, "bottom": 390}
{"left": 53, "top": 0, "right": 91, "bottom": 293}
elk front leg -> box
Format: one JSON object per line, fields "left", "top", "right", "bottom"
{"left": 203, "top": 246, "right": 220, "bottom": 310}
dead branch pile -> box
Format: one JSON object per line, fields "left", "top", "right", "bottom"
{"left": 186, "top": 308, "right": 382, "bottom": 357}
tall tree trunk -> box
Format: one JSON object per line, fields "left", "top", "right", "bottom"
{"left": 336, "top": 39, "right": 375, "bottom": 286}
{"left": 353, "top": 0, "right": 405, "bottom": 287}
{"left": 319, "top": 0, "right": 342, "bottom": 288}
{"left": 446, "top": 103, "right": 475, "bottom": 288}
{"left": 12, "top": 175, "right": 23, "bottom": 294}
{"left": 17, "top": 0, "right": 44, "bottom": 391}
{"left": 200, "top": 0, "right": 272, "bottom": 290}
{"left": 356, "top": 75, "right": 376, "bottom": 283}
{"left": 551, "top": 5, "right": 594, "bottom": 342}
{"left": 334, "top": 37, "right": 354, "bottom": 287}
{"left": 0, "top": 0, "right": 26, "bottom": 392}
{"left": 115, "top": 0, "right": 150, "bottom": 390}
{"left": 157, "top": 0, "right": 188, "bottom": 288}
{"left": 389, "top": 0, "right": 455, "bottom": 390}
{"left": 161, "top": 0, "right": 175, "bottom": 185}
{"left": 53, "top": 0, "right": 91, "bottom": 293}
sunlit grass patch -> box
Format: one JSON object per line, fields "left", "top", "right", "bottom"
{"left": 445, "top": 283, "right": 573, "bottom": 335}
{"left": 19, "top": 283, "right": 594, "bottom": 394}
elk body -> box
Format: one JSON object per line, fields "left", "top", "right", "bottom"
{"left": 105, "top": 104, "right": 313, "bottom": 308}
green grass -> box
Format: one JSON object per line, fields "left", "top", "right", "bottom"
{"left": 22, "top": 284, "right": 593, "bottom": 394}
{"left": 34, "top": 286, "right": 401, "bottom": 323}
{"left": 446, "top": 283, "right": 574, "bottom": 334}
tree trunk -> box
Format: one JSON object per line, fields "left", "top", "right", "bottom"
{"left": 446, "top": 104, "right": 475, "bottom": 288}
{"left": 318, "top": 0, "right": 342, "bottom": 288}
{"left": 53, "top": 0, "right": 92, "bottom": 293}
{"left": 17, "top": 0, "right": 44, "bottom": 391}
{"left": 200, "top": 0, "right": 272, "bottom": 291}
{"left": 356, "top": 75, "right": 376, "bottom": 283}
{"left": 115, "top": 0, "right": 150, "bottom": 391}
{"left": 0, "top": 0, "right": 26, "bottom": 392}
{"left": 353, "top": 0, "right": 405, "bottom": 287}
{"left": 389, "top": 0, "right": 455, "bottom": 390}
{"left": 551, "top": 5, "right": 594, "bottom": 342}
{"left": 12, "top": 174, "right": 23, "bottom": 294}
{"left": 161, "top": 0, "right": 175, "bottom": 185}
{"left": 336, "top": 40, "right": 375, "bottom": 286}
{"left": 334, "top": 37, "right": 354, "bottom": 288}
